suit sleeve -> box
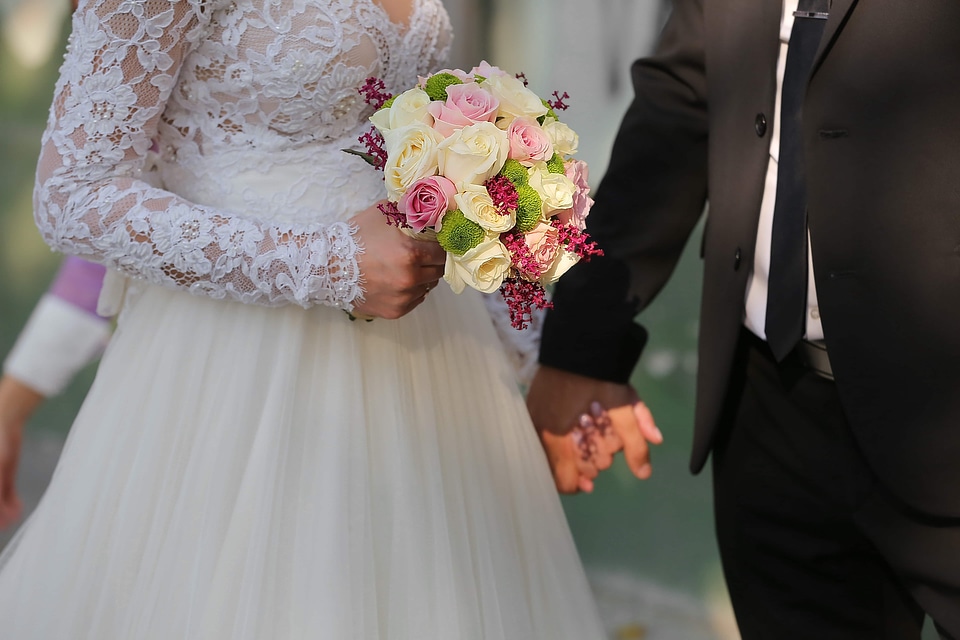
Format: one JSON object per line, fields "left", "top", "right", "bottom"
{"left": 539, "top": 0, "right": 710, "bottom": 384}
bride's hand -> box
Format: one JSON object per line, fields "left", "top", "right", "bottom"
{"left": 349, "top": 202, "right": 446, "bottom": 319}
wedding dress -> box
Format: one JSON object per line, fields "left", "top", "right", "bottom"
{"left": 0, "top": 0, "right": 606, "bottom": 637}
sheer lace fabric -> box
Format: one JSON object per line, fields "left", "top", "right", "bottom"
{"left": 34, "top": 0, "right": 451, "bottom": 310}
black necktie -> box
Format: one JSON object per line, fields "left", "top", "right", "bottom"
{"left": 764, "top": 0, "right": 828, "bottom": 361}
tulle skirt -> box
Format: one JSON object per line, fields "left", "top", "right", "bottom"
{"left": 0, "top": 278, "right": 605, "bottom": 639}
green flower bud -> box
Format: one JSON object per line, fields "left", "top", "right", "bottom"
{"left": 499, "top": 159, "right": 529, "bottom": 186}
{"left": 515, "top": 185, "right": 542, "bottom": 233}
{"left": 425, "top": 73, "right": 463, "bottom": 101}
{"left": 437, "top": 209, "right": 485, "bottom": 255}
{"left": 546, "top": 153, "right": 566, "bottom": 174}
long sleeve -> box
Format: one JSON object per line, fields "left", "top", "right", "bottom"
{"left": 539, "top": 0, "right": 710, "bottom": 383}
{"left": 33, "top": 0, "right": 363, "bottom": 311}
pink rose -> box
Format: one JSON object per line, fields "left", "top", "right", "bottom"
{"left": 507, "top": 117, "right": 554, "bottom": 166}
{"left": 400, "top": 175, "right": 458, "bottom": 232}
{"left": 427, "top": 84, "right": 500, "bottom": 137}
{"left": 470, "top": 60, "right": 509, "bottom": 78}
{"left": 519, "top": 222, "right": 560, "bottom": 279}
{"left": 554, "top": 160, "right": 593, "bottom": 231}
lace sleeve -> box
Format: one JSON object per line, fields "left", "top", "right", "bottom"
{"left": 33, "top": 0, "right": 363, "bottom": 310}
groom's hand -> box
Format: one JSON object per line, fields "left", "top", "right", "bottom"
{"left": 527, "top": 365, "right": 663, "bottom": 491}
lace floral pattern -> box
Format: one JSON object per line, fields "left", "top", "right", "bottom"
{"left": 34, "top": 0, "right": 451, "bottom": 310}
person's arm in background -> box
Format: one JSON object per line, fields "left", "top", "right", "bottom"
{"left": 528, "top": 0, "right": 709, "bottom": 492}
{"left": 0, "top": 257, "right": 110, "bottom": 528}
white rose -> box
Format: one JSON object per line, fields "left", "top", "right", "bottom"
{"left": 528, "top": 162, "right": 576, "bottom": 214}
{"left": 383, "top": 123, "right": 444, "bottom": 201}
{"left": 482, "top": 74, "right": 548, "bottom": 121}
{"left": 455, "top": 184, "right": 516, "bottom": 233}
{"left": 369, "top": 87, "right": 433, "bottom": 134}
{"left": 437, "top": 121, "right": 509, "bottom": 188}
{"left": 443, "top": 237, "right": 512, "bottom": 294}
{"left": 542, "top": 119, "right": 579, "bottom": 157}
{"left": 539, "top": 249, "right": 580, "bottom": 285}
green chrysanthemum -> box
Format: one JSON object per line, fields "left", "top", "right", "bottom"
{"left": 424, "top": 73, "right": 463, "bottom": 101}
{"left": 379, "top": 96, "right": 396, "bottom": 110}
{"left": 499, "top": 159, "right": 529, "bottom": 186}
{"left": 437, "top": 209, "right": 485, "bottom": 255}
{"left": 546, "top": 153, "right": 566, "bottom": 174}
{"left": 515, "top": 185, "right": 543, "bottom": 233}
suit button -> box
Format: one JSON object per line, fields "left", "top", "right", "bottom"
{"left": 755, "top": 113, "right": 767, "bottom": 137}
{"left": 734, "top": 247, "right": 742, "bottom": 270}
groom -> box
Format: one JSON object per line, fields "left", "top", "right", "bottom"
{"left": 527, "top": 0, "right": 960, "bottom": 637}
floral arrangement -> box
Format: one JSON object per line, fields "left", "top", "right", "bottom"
{"left": 350, "top": 62, "right": 601, "bottom": 329}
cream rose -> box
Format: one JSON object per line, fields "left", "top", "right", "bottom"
{"left": 482, "top": 74, "right": 548, "bottom": 121}
{"left": 542, "top": 119, "right": 579, "bottom": 157}
{"left": 369, "top": 87, "right": 433, "bottom": 134}
{"left": 383, "top": 123, "right": 444, "bottom": 201}
{"left": 455, "top": 184, "right": 516, "bottom": 233}
{"left": 443, "top": 237, "right": 513, "bottom": 294}
{"left": 528, "top": 162, "right": 576, "bottom": 215}
{"left": 539, "top": 249, "right": 580, "bottom": 285}
{"left": 437, "top": 121, "right": 509, "bottom": 188}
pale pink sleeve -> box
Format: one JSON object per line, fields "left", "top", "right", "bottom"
{"left": 47, "top": 256, "right": 107, "bottom": 318}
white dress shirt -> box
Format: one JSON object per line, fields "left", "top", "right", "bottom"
{"left": 743, "top": 0, "right": 825, "bottom": 343}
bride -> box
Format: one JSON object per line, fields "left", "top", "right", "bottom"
{"left": 0, "top": 0, "right": 607, "bottom": 637}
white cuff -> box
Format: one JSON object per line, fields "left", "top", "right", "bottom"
{"left": 3, "top": 295, "right": 112, "bottom": 396}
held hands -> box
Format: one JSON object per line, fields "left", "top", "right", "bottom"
{"left": 350, "top": 202, "right": 445, "bottom": 319}
{"left": 526, "top": 365, "right": 663, "bottom": 494}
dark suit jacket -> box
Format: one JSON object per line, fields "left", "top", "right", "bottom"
{"left": 540, "top": 0, "right": 960, "bottom": 516}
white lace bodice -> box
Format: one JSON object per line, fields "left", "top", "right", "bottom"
{"left": 34, "top": 0, "right": 451, "bottom": 310}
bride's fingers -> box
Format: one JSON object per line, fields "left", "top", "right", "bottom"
{"left": 570, "top": 420, "right": 603, "bottom": 477}
{"left": 577, "top": 413, "right": 616, "bottom": 471}
{"left": 418, "top": 265, "right": 445, "bottom": 282}
{"left": 633, "top": 401, "right": 663, "bottom": 445}
{"left": 410, "top": 237, "right": 447, "bottom": 267}
{"left": 590, "top": 401, "right": 624, "bottom": 461}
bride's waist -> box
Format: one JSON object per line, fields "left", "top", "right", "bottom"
{"left": 156, "top": 134, "right": 384, "bottom": 225}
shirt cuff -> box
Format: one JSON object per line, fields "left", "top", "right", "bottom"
{"left": 3, "top": 295, "right": 112, "bottom": 396}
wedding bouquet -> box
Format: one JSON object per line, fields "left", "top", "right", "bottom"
{"left": 350, "top": 62, "right": 601, "bottom": 329}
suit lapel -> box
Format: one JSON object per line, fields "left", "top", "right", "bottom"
{"left": 812, "top": 0, "right": 857, "bottom": 72}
